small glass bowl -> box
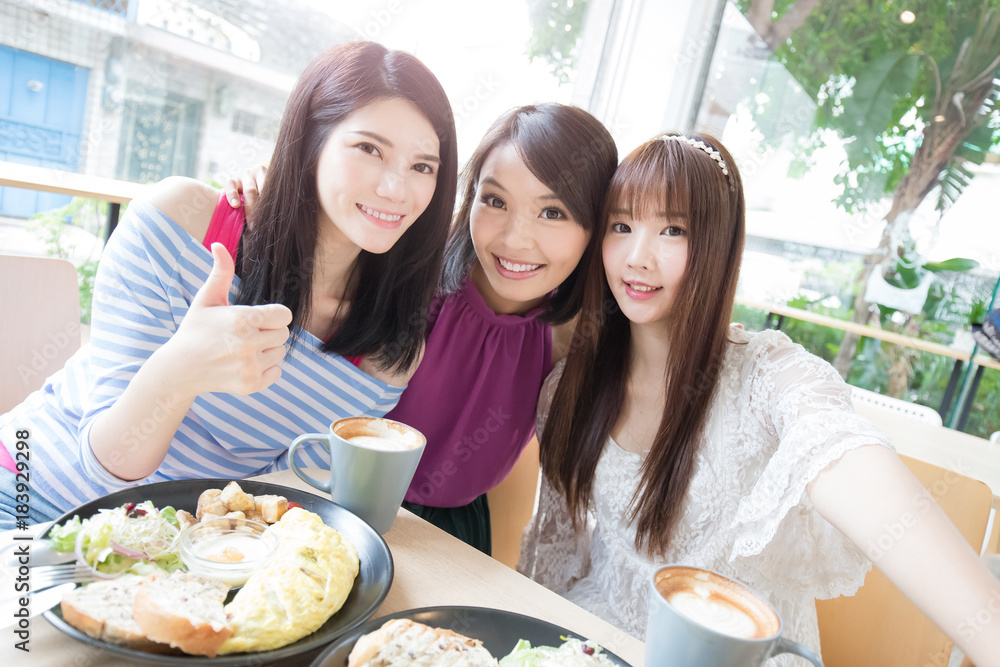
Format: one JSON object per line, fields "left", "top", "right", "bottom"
{"left": 178, "top": 518, "right": 278, "bottom": 588}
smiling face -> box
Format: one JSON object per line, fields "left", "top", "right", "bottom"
{"left": 469, "top": 143, "right": 591, "bottom": 315}
{"left": 315, "top": 97, "right": 441, "bottom": 254}
{"left": 602, "top": 202, "right": 689, "bottom": 328}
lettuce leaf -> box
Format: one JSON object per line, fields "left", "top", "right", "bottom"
{"left": 47, "top": 515, "right": 83, "bottom": 553}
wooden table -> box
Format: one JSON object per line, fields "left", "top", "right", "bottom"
{"left": 0, "top": 160, "right": 146, "bottom": 243}
{"left": 0, "top": 469, "right": 645, "bottom": 666}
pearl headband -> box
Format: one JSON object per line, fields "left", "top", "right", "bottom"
{"left": 658, "top": 134, "right": 729, "bottom": 178}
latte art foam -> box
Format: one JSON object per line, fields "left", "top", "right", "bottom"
{"left": 338, "top": 418, "right": 422, "bottom": 451}
{"left": 667, "top": 587, "right": 759, "bottom": 639}
{"left": 653, "top": 566, "right": 781, "bottom": 640}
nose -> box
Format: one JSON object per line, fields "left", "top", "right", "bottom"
{"left": 498, "top": 211, "right": 535, "bottom": 249}
{"left": 625, "top": 232, "right": 654, "bottom": 269}
{"left": 375, "top": 169, "right": 406, "bottom": 202}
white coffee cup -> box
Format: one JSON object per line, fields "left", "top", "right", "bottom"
{"left": 288, "top": 417, "right": 425, "bottom": 534}
{"left": 644, "top": 565, "right": 823, "bottom": 666}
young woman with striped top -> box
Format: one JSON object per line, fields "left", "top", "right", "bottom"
{"left": 0, "top": 41, "right": 458, "bottom": 528}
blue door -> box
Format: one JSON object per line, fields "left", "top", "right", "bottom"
{"left": 0, "top": 46, "right": 90, "bottom": 218}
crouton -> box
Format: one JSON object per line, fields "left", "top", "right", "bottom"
{"left": 255, "top": 495, "right": 289, "bottom": 524}
{"left": 176, "top": 510, "right": 197, "bottom": 531}
{"left": 196, "top": 489, "right": 226, "bottom": 520}
{"left": 220, "top": 482, "right": 253, "bottom": 512}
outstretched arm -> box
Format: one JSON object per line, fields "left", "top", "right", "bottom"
{"left": 808, "top": 445, "right": 1000, "bottom": 666}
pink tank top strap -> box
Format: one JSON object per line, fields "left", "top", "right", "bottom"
{"left": 203, "top": 193, "right": 246, "bottom": 261}
{"left": 0, "top": 439, "right": 15, "bottom": 474}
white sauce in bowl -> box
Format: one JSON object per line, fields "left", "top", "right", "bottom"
{"left": 195, "top": 533, "right": 270, "bottom": 564}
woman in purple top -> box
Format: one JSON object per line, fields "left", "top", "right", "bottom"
{"left": 386, "top": 104, "right": 617, "bottom": 552}
{"left": 228, "top": 104, "right": 617, "bottom": 553}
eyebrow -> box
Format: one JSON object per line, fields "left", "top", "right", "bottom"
{"left": 480, "top": 176, "right": 561, "bottom": 200}
{"left": 351, "top": 130, "right": 441, "bottom": 164}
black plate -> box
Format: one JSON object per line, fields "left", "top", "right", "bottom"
{"left": 41, "top": 478, "right": 393, "bottom": 665}
{"left": 310, "top": 606, "right": 633, "bottom": 666}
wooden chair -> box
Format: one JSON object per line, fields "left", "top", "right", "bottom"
{"left": 0, "top": 254, "right": 81, "bottom": 413}
{"left": 816, "top": 454, "right": 993, "bottom": 667}
{"left": 487, "top": 435, "right": 540, "bottom": 568}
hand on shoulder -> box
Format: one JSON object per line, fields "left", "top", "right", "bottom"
{"left": 144, "top": 177, "right": 221, "bottom": 244}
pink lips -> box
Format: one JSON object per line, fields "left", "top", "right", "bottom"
{"left": 357, "top": 204, "right": 404, "bottom": 230}
{"left": 624, "top": 281, "right": 661, "bottom": 301}
{"left": 493, "top": 255, "right": 544, "bottom": 281}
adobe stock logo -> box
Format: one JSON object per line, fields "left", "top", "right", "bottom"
{"left": 351, "top": 0, "right": 408, "bottom": 41}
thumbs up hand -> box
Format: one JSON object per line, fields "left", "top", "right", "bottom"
{"left": 167, "top": 243, "right": 293, "bottom": 397}
{"left": 191, "top": 242, "right": 236, "bottom": 309}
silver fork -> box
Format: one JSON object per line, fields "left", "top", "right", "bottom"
{"left": 21, "top": 562, "right": 96, "bottom": 591}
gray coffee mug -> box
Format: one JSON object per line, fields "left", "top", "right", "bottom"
{"left": 288, "top": 416, "right": 425, "bottom": 534}
{"left": 645, "top": 565, "right": 823, "bottom": 667}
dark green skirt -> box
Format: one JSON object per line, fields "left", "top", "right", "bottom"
{"left": 402, "top": 493, "right": 491, "bottom": 556}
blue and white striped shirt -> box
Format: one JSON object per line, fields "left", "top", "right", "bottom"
{"left": 0, "top": 201, "right": 405, "bottom": 515}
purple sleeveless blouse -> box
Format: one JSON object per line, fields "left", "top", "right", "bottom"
{"left": 388, "top": 277, "right": 552, "bottom": 507}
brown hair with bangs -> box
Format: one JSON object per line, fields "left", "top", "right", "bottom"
{"left": 540, "top": 132, "right": 746, "bottom": 556}
{"left": 440, "top": 104, "right": 618, "bottom": 324}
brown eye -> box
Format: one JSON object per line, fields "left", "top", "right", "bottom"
{"left": 481, "top": 194, "right": 505, "bottom": 209}
{"left": 357, "top": 142, "right": 381, "bottom": 157}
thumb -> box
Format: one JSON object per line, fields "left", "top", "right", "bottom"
{"left": 191, "top": 243, "right": 235, "bottom": 309}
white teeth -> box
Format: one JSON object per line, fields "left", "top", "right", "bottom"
{"left": 360, "top": 205, "right": 402, "bottom": 222}
{"left": 498, "top": 257, "right": 542, "bottom": 273}
{"left": 627, "top": 283, "right": 658, "bottom": 292}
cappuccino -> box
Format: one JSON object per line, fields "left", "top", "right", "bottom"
{"left": 654, "top": 567, "right": 780, "bottom": 640}
{"left": 334, "top": 417, "right": 423, "bottom": 451}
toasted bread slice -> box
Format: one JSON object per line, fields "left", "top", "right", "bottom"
{"left": 348, "top": 619, "right": 498, "bottom": 666}
{"left": 132, "top": 571, "right": 232, "bottom": 657}
{"left": 60, "top": 575, "right": 168, "bottom": 651}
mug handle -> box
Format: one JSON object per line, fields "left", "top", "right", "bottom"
{"left": 288, "top": 434, "right": 332, "bottom": 494}
{"left": 771, "top": 637, "right": 824, "bottom": 666}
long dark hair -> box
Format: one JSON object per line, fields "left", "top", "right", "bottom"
{"left": 439, "top": 104, "right": 617, "bottom": 324}
{"left": 540, "top": 132, "right": 746, "bottom": 556}
{"left": 235, "top": 42, "right": 458, "bottom": 372}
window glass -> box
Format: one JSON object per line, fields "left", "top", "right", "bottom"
{"left": 696, "top": 0, "right": 999, "bottom": 435}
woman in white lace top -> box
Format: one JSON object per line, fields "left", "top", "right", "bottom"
{"left": 518, "top": 133, "right": 1000, "bottom": 665}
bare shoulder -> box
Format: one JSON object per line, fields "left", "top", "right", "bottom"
{"left": 143, "top": 177, "right": 220, "bottom": 243}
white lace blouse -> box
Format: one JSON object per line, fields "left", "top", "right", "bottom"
{"left": 517, "top": 327, "right": 893, "bottom": 662}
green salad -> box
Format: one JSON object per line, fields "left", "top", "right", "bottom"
{"left": 500, "top": 638, "right": 618, "bottom": 666}
{"left": 48, "top": 500, "right": 184, "bottom": 577}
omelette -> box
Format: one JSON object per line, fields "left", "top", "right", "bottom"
{"left": 218, "top": 507, "right": 360, "bottom": 653}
